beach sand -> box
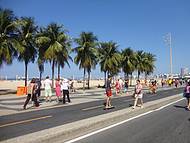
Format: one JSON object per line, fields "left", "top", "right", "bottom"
{"left": 0, "top": 79, "right": 105, "bottom": 91}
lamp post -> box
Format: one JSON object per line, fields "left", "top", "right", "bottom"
{"left": 164, "top": 33, "right": 173, "bottom": 77}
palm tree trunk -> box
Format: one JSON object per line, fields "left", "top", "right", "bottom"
{"left": 58, "top": 64, "right": 60, "bottom": 79}
{"left": 87, "top": 71, "right": 90, "bottom": 89}
{"left": 39, "top": 71, "right": 42, "bottom": 83}
{"left": 24, "top": 61, "right": 28, "bottom": 86}
{"left": 130, "top": 73, "right": 133, "bottom": 86}
{"left": 83, "top": 68, "right": 86, "bottom": 91}
{"left": 39, "top": 71, "right": 42, "bottom": 97}
{"left": 104, "top": 71, "right": 107, "bottom": 88}
{"left": 126, "top": 73, "right": 129, "bottom": 79}
{"left": 52, "top": 60, "right": 55, "bottom": 88}
{"left": 145, "top": 72, "right": 147, "bottom": 80}
{"left": 137, "top": 70, "right": 140, "bottom": 80}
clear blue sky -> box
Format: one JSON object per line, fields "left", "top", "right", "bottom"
{"left": 0, "top": 0, "right": 190, "bottom": 79}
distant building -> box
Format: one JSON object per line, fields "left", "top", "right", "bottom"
{"left": 181, "top": 68, "right": 189, "bottom": 76}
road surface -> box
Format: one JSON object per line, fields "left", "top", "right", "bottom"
{"left": 0, "top": 87, "right": 184, "bottom": 141}
{"left": 74, "top": 99, "right": 189, "bottom": 143}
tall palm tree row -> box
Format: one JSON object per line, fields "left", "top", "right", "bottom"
{"left": 35, "top": 28, "right": 47, "bottom": 83}
{"left": 121, "top": 48, "right": 136, "bottom": 78}
{"left": 74, "top": 32, "right": 98, "bottom": 90}
{"left": 13, "top": 17, "right": 37, "bottom": 86}
{"left": 1, "top": 8, "right": 156, "bottom": 89}
{"left": 134, "top": 50, "right": 147, "bottom": 80}
{"left": 0, "top": 8, "right": 17, "bottom": 66}
{"left": 143, "top": 52, "right": 156, "bottom": 79}
{"left": 98, "top": 41, "right": 122, "bottom": 86}
{"left": 36, "top": 23, "right": 71, "bottom": 87}
{"left": 121, "top": 48, "right": 136, "bottom": 85}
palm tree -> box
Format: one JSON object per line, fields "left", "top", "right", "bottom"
{"left": 121, "top": 48, "right": 136, "bottom": 79}
{"left": 74, "top": 32, "right": 98, "bottom": 90}
{"left": 36, "top": 23, "right": 71, "bottom": 87}
{"left": 37, "top": 58, "right": 44, "bottom": 83}
{"left": 86, "top": 46, "right": 98, "bottom": 89}
{"left": 134, "top": 50, "right": 147, "bottom": 80}
{"left": 98, "top": 41, "right": 121, "bottom": 86}
{"left": 144, "top": 52, "right": 156, "bottom": 79}
{"left": 35, "top": 28, "right": 48, "bottom": 82}
{"left": 56, "top": 35, "right": 72, "bottom": 78}
{"left": 0, "top": 8, "right": 17, "bottom": 67}
{"left": 14, "top": 17, "right": 37, "bottom": 86}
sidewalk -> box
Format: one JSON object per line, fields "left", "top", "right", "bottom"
{"left": 0, "top": 85, "right": 178, "bottom": 116}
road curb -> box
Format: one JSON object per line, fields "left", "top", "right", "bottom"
{"left": 1, "top": 93, "right": 184, "bottom": 143}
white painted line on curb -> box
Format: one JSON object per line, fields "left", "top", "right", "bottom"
{"left": 65, "top": 98, "right": 184, "bottom": 143}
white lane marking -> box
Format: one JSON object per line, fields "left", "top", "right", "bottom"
{"left": 123, "top": 99, "right": 133, "bottom": 102}
{"left": 65, "top": 98, "right": 184, "bottom": 143}
{"left": 82, "top": 105, "right": 104, "bottom": 111}
{"left": 153, "top": 98, "right": 184, "bottom": 111}
{"left": 163, "top": 91, "right": 169, "bottom": 93}
{"left": 0, "top": 115, "right": 52, "bottom": 128}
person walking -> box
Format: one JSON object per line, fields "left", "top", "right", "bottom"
{"left": 55, "top": 78, "right": 61, "bottom": 102}
{"left": 61, "top": 78, "right": 71, "bottom": 104}
{"left": 174, "top": 79, "right": 179, "bottom": 88}
{"left": 70, "top": 80, "right": 75, "bottom": 93}
{"left": 35, "top": 78, "right": 41, "bottom": 102}
{"left": 161, "top": 78, "right": 165, "bottom": 87}
{"left": 184, "top": 81, "right": 190, "bottom": 110}
{"left": 23, "top": 78, "right": 39, "bottom": 109}
{"left": 124, "top": 79, "right": 129, "bottom": 95}
{"left": 132, "top": 80, "right": 143, "bottom": 109}
{"left": 44, "top": 76, "right": 52, "bottom": 102}
{"left": 105, "top": 75, "right": 113, "bottom": 109}
{"left": 115, "top": 79, "right": 120, "bottom": 95}
{"left": 151, "top": 80, "right": 157, "bottom": 94}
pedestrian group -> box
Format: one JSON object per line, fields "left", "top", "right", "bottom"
{"left": 23, "top": 76, "right": 72, "bottom": 110}
{"left": 24, "top": 76, "right": 189, "bottom": 112}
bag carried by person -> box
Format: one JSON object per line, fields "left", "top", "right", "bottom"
{"left": 132, "top": 93, "right": 137, "bottom": 98}
{"left": 183, "top": 92, "right": 187, "bottom": 98}
{"left": 183, "top": 85, "right": 190, "bottom": 98}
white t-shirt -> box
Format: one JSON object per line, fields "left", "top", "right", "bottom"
{"left": 61, "top": 82, "right": 69, "bottom": 90}
{"left": 44, "top": 79, "right": 52, "bottom": 90}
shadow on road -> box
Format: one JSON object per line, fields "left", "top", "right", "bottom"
{"left": 173, "top": 105, "right": 186, "bottom": 109}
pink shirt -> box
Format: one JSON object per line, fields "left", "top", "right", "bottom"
{"left": 185, "top": 85, "right": 190, "bottom": 93}
{"left": 135, "top": 84, "right": 142, "bottom": 94}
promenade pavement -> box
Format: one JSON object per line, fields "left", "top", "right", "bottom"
{"left": 0, "top": 85, "right": 177, "bottom": 116}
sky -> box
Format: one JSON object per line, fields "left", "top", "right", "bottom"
{"left": 0, "top": 0, "right": 190, "bottom": 79}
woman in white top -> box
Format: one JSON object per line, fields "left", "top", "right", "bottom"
{"left": 61, "top": 79, "right": 71, "bottom": 104}
{"left": 132, "top": 80, "right": 143, "bottom": 109}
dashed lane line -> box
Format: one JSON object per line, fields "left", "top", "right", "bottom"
{"left": 0, "top": 115, "right": 52, "bottom": 128}
{"left": 82, "top": 105, "right": 104, "bottom": 111}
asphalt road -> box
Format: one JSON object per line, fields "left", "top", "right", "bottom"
{"left": 0, "top": 87, "right": 185, "bottom": 141}
{"left": 76, "top": 99, "right": 190, "bottom": 143}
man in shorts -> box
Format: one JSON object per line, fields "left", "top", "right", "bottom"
{"left": 105, "top": 75, "right": 113, "bottom": 109}
{"left": 44, "top": 76, "right": 52, "bottom": 102}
